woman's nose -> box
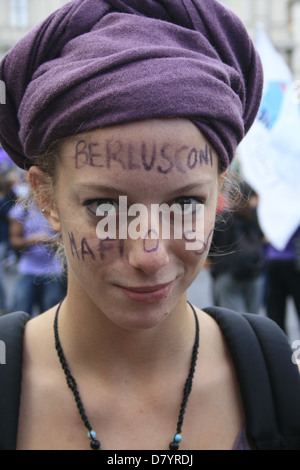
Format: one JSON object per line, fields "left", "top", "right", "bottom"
{"left": 127, "top": 228, "right": 170, "bottom": 276}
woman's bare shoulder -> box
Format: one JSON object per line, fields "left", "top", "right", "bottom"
{"left": 22, "top": 307, "right": 58, "bottom": 365}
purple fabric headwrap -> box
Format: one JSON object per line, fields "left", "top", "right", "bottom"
{"left": 0, "top": 0, "right": 263, "bottom": 170}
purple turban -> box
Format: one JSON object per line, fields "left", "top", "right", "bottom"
{"left": 0, "top": 0, "right": 263, "bottom": 170}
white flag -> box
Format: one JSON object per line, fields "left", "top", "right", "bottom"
{"left": 238, "top": 26, "right": 300, "bottom": 250}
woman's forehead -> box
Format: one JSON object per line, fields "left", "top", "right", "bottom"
{"left": 58, "top": 119, "right": 220, "bottom": 176}
{"left": 62, "top": 119, "right": 210, "bottom": 146}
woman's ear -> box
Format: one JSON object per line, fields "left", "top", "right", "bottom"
{"left": 28, "top": 166, "right": 61, "bottom": 233}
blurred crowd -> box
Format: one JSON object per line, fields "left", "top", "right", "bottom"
{"left": 209, "top": 180, "right": 300, "bottom": 335}
{"left": 0, "top": 147, "right": 66, "bottom": 317}
{"left": 0, "top": 147, "right": 300, "bottom": 337}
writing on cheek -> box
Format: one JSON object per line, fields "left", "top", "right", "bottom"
{"left": 74, "top": 139, "right": 213, "bottom": 173}
{"left": 98, "top": 238, "right": 125, "bottom": 261}
{"left": 81, "top": 237, "right": 96, "bottom": 261}
{"left": 67, "top": 228, "right": 214, "bottom": 265}
{"left": 68, "top": 232, "right": 125, "bottom": 262}
{"left": 68, "top": 231, "right": 97, "bottom": 261}
{"left": 184, "top": 228, "right": 214, "bottom": 255}
{"left": 68, "top": 231, "right": 80, "bottom": 259}
{"left": 67, "top": 231, "right": 162, "bottom": 264}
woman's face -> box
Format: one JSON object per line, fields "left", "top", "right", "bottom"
{"left": 45, "top": 119, "right": 221, "bottom": 330}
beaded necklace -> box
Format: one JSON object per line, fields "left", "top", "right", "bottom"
{"left": 53, "top": 300, "right": 199, "bottom": 450}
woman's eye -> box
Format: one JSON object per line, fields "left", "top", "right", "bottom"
{"left": 84, "top": 199, "right": 118, "bottom": 215}
{"left": 172, "top": 197, "right": 204, "bottom": 214}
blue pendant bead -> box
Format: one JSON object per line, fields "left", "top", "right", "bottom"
{"left": 88, "top": 430, "right": 101, "bottom": 450}
{"left": 169, "top": 433, "right": 182, "bottom": 450}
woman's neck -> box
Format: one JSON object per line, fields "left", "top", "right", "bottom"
{"left": 56, "top": 282, "right": 196, "bottom": 384}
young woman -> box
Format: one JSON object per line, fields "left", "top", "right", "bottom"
{"left": 0, "top": 0, "right": 299, "bottom": 451}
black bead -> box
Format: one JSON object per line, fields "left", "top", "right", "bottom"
{"left": 90, "top": 439, "right": 101, "bottom": 450}
{"left": 169, "top": 442, "right": 179, "bottom": 450}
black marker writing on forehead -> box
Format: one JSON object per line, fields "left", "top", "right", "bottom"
{"left": 74, "top": 139, "right": 213, "bottom": 172}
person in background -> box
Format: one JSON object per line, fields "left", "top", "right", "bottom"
{"left": 0, "top": 168, "right": 17, "bottom": 314}
{"left": 265, "top": 226, "right": 300, "bottom": 332}
{"left": 8, "top": 196, "right": 65, "bottom": 316}
{"left": 210, "top": 181, "right": 265, "bottom": 313}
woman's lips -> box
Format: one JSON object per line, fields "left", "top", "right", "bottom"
{"left": 117, "top": 282, "right": 173, "bottom": 303}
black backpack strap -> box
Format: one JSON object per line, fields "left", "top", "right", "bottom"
{"left": 0, "top": 312, "right": 30, "bottom": 450}
{"left": 203, "top": 307, "right": 300, "bottom": 450}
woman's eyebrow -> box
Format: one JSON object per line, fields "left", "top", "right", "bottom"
{"left": 74, "top": 180, "right": 213, "bottom": 195}
{"left": 73, "top": 183, "right": 125, "bottom": 195}
{"left": 171, "top": 181, "right": 213, "bottom": 194}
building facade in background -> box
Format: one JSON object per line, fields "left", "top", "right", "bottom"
{"left": 221, "top": 0, "right": 300, "bottom": 78}
{"left": 0, "top": 0, "right": 67, "bottom": 56}
{"left": 0, "top": 0, "right": 300, "bottom": 77}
